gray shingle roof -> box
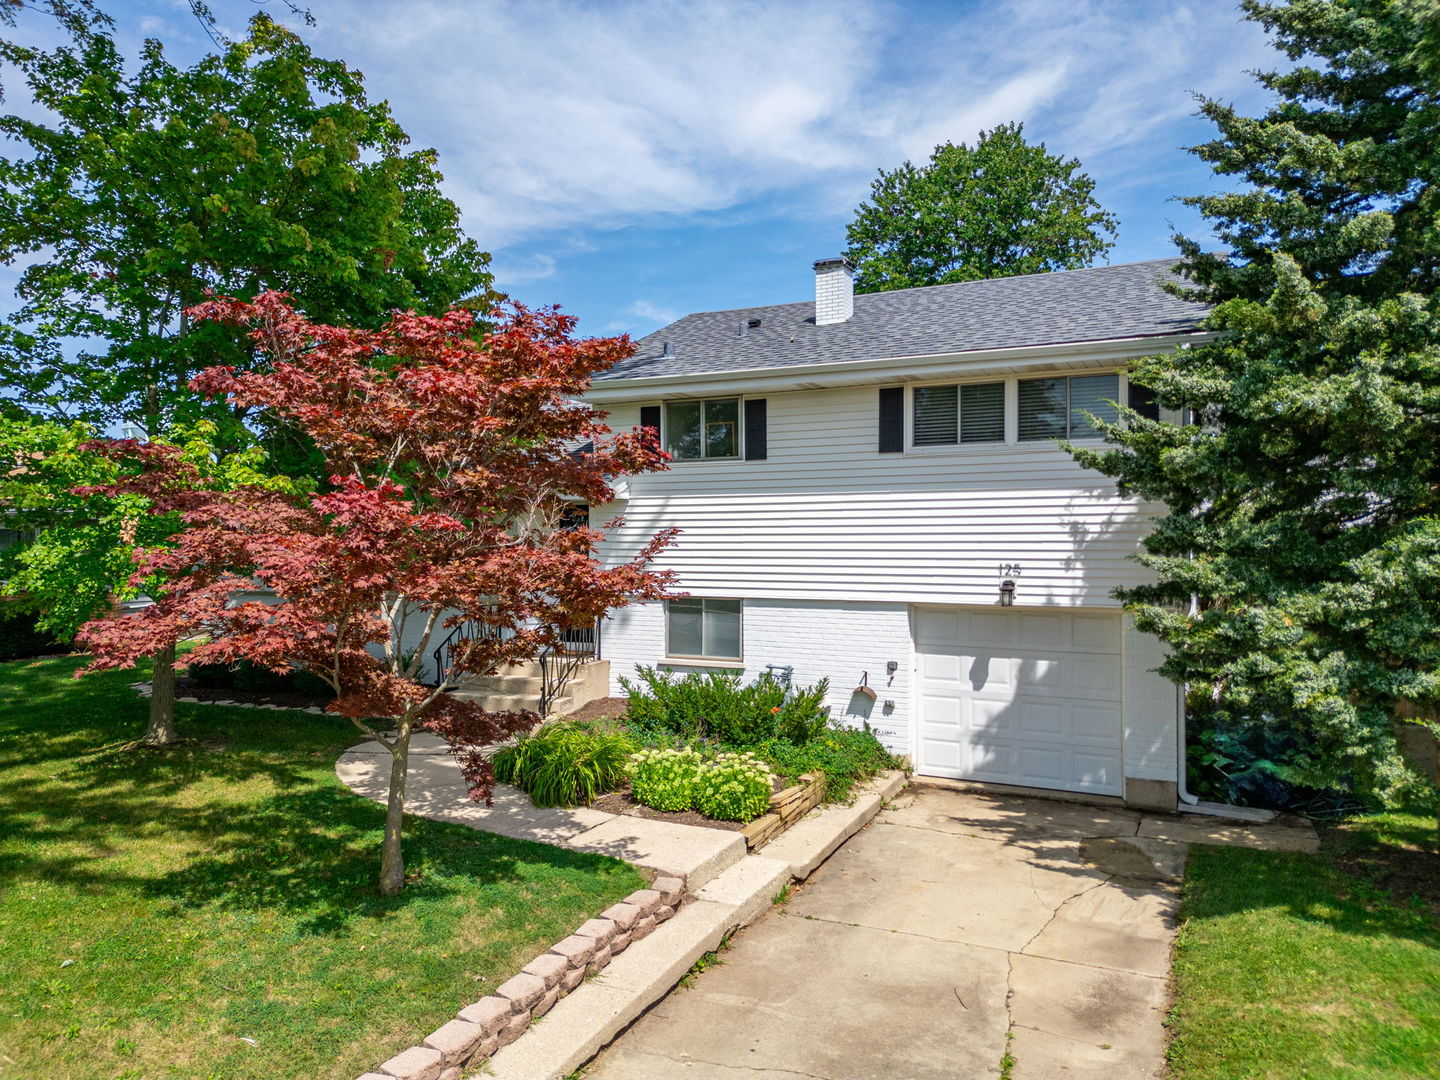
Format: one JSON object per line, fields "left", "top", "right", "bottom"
{"left": 597, "top": 257, "right": 1203, "bottom": 382}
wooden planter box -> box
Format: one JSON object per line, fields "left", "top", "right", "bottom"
{"left": 742, "top": 772, "right": 826, "bottom": 851}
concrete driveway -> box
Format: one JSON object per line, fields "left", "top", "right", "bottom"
{"left": 583, "top": 785, "right": 1181, "bottom": 1080}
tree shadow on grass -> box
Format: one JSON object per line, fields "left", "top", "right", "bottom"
{"left": 1, "top": 657, "right": 635, "bottom": 937}
{"left": 1182, "top": 839, "right": 1440, "bottom": 951}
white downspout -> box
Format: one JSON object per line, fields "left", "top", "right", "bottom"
{"left": 1177, "top": 681, "right": 1199, "bottom": 805}
{"left": 1176, "top": 586, "right": 1201, "bottom": 805}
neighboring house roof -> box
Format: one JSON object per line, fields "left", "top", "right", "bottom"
{"left": 598, "top": 257, "right": 1203, "bottom": 383}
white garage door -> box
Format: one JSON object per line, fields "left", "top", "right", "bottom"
{"left": 914, "top": 607, "right": 1123, "bottom": 796}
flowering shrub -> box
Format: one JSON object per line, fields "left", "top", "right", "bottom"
{"left": 628, "top": 748, "right": 704, "bottom": 812}
{"left": 695, "top": 752, "right": 773, "bottom": 822}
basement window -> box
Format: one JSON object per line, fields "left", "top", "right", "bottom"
{"left": 666, "top": 598, "right": 742, "bottom": 660}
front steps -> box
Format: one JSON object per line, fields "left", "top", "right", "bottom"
{"left": 449, "top": 658, "right": 610, "bottom": 717}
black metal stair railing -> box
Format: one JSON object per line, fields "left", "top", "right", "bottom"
{"left": 430, "top": 615, "right": 601, "bottom": 715}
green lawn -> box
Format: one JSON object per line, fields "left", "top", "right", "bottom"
{"left": 1168, "top": 810, "right": 1440, "bottom": 1080}
{"left": 0, "top": 655, "right": 645, "bottom": 1080}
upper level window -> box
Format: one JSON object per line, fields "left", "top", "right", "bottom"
{"left": 666, "top": 398, "right": 739, "bottom": 460}
{"left": 1018, "top": 373, "right": 1119, "bottom": 441}
{"left": 912, "top": 381, "right": 1005, "bottom": 446}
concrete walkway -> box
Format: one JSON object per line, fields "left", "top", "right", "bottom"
{"left": 581, "top": 786, "right": 1317, "bottom": 1080}
{"left": 335, "top": 733, "right": 748, "bottom": 888}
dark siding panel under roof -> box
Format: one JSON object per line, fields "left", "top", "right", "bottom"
{"left": 597, "top": 258, "right": 1204, "bottom": 384}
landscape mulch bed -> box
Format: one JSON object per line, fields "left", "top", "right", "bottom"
{"left": 561, "top": 696, "right": 631, "bottom": 724}
{"left": 590, "top": 788, "right": 746, "bottom": 832}
{"left": 589, "top": 773, "right": 788, "bottom": 834}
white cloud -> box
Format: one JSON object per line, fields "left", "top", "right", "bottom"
{"left": 626, "top": 300, "right": 681, "bottom": 326}
{"left": 490, "top": 252, "right": 557, "bottom": 286}
{"left": 261, "top": 1, "right": 1280, "bottom": 247}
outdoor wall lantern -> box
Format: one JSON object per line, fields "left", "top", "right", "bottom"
{"left": 998, "top": 579, "right": 1017, "bottom": 607}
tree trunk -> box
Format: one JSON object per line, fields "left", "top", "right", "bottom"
{"left": 143, "top": 640, "right": 178, "bottom": 746}
{"left": 378, "top": 720, "right": 412, "bottom": 896}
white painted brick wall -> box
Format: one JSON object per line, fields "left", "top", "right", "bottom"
{"left": 602, "top": 600, "right": 1180, "bottom": 787}
{"left": 603, "top": 598, "right": 914, "bottom": 756}
{"left": 813, "top": 259, "right": 853, "bottom": 325}
{"left": 1122, "top": 615, "right": 1180, "bottom": 781}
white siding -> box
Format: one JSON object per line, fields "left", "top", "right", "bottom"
{"left": 590, "top": 376, "right": 1180, "bottom": 790}
{"left": 1122, "top": 616, "right": 1179, "bottom": 782}
{"left": 594, "top": 383, "right": 1161, "bottom": 606}
{"left": 602, "top": 599, "right": 913, "bottom": 756}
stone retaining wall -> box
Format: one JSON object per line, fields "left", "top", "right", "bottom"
{"left": 357, "top": 875, "right": 687, "bottom": 1080}
{"left": 742, "top": 773, "right": 825, "bottom": 850}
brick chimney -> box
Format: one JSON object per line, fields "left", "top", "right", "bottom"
{"left": 813, "top": 256, "right": 854, "bottom": 325}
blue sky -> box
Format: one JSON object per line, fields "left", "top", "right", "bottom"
{"left": 6, "top": 0, "right": 1280, "bottom": 339}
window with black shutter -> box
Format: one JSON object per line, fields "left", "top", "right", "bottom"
{"left": 1128, "top": 380, "right": 1160, "bottom": 422}
{"left": 878, "top": 386, "right": 904, "bottom": 453}
{"left": 744, "top": 398, "right": 767, "bottom": 460}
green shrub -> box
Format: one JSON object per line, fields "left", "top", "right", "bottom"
{"left": 0, "top": 607, "right": 65, "bottom": 662}
{"left": 492, "top": 721, "right": 636, "bottom": 808}
{"left": 756, "top": 724, "right": 898, "bottom": 802}
{"left": 695, "top": 752, "right": 773, "bottom": 822}
{"left": 183, "top": 660, "right": 235, "bottom": 688}
{"left": 182, "top": 658, "right": 333, "bottom": 698}
{"left": 773, "top": 681, "right": 831, "bottom": 744}
{"left": 619, "top": 665, "right": 830, "bottom": 747}
{"left": 628, "top": 747, "right": 703, "bottom": 812}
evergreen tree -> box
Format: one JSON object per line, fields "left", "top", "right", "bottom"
{"left": 1074, "top": 0, "right": 1440, "bottom": 805}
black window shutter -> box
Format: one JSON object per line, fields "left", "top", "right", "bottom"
{"left": 744, "top": 398, "right": 767, "bottom": 460}
{"left": 639, "top": 404, "right": 662, "bottom": 446}
{"left": 878, "top": 387, "right": 905, "bottom": 453}
{"left": 1128, "top": 381, "right": 1160, "bottom": 422}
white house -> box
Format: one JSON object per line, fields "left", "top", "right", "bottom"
{"left": 586, "top": 256, "right": 1208, "bottom": 812}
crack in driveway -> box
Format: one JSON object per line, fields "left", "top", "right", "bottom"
{"left": 582, "top": 787, "right": 1174, "bottom": 1080}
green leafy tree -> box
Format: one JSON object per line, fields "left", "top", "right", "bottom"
{"left": 1071, "top": 0, "right": 1440, "bottom": 809}
{"left": 0, "top": 417, "right": 305, "bottom": 744}
{"left": 843, "top": 122, "right": 1118, "bottom": 293}
{"left": 0, "top": 10, "right": 492, "bottom": 437}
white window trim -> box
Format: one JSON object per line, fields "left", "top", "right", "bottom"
{"left": 660, "top": 396, "right": 745, "bottom": 462}
{"left": 1016, "top": 371, "right": 1123, "bottom": 443}
{"left": 900, "top": 371, "right": 1127, "bottom": 453}
{"left": 659, "top": 657, "right": 747, "bottom": 670}
{"left": 663, "top": 597, "right": 744, "bottom": 662}
{"left": 907, "top": 376, "right": 1009, "bottom": 451}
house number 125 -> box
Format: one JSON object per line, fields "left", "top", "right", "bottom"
{"left": 998, "top": 564, "right": 1023, "bottom": 577}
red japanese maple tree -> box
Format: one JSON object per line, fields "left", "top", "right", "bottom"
{"left": 79, "top": 292, "right": 676, "bottom": 894}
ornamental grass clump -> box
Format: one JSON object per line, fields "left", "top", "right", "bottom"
{"left": 492, "top": 722, "right": 636, "bottom": 808}
{"left": 629, "top": 747, "right": 703, "bottom": 812}
{"left": 695, "top": 752, "right": 773, "bottom": 822}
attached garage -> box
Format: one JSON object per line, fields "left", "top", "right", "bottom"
{"left": 913, "top": 606, "right": 1124, "bottom": 796}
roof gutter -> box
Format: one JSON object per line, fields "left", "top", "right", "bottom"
{"left": 586, "top": 331, "right": 1217, "bottom": 403}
